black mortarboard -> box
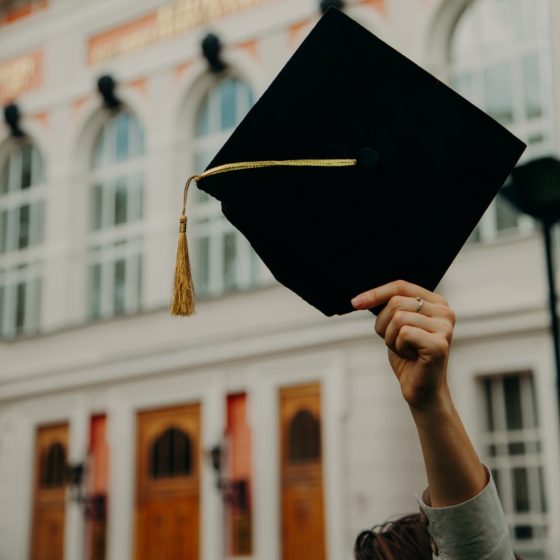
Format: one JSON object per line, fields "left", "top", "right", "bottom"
{"left": 172, "top": 8, "right": 525, "bottom": 317}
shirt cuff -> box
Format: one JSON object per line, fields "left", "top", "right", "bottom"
{"left": 416, "top": 467, "right": 515, "bottom": 560}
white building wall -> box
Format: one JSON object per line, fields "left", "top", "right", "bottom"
{"left": 1, "top": 0, "right": 560, "bottom": 559}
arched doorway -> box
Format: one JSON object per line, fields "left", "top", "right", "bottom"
{"left": 134, "top": 404, "right": 201, "bottom": 560}
{"left": 31, "top": 423, "right": 69, "bottom": 560}
{"left": 280, "top": 383, "right": 325, "bottom": 560}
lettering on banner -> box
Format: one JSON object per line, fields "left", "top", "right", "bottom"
{"left": 89, "top": 0, "right": 267, "bottom": 65}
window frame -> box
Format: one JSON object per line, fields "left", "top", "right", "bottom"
{"left": 190, "top": 77, "right": 264, "bottom": 298}
{"left": 87, "top": 110, "right": 145, "bottom": 320}
{"left": 479, "top": 371, "right": 548, "bottom": 557}
{"left": 448, "top": 0, "right": 555, "bottom": 244}
{"left": 0, "top": 139, "right": 44, "bottom": 338}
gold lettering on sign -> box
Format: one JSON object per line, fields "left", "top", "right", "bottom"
{"left": 88, "top": 0, "right": 266, "bottom": 65}
{"left": 0, "top": 51, "right": 43, "bottom": 103}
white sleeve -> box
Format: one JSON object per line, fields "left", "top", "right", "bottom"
{"left": 416, "top": 468, "right": 515, "bottom": 560}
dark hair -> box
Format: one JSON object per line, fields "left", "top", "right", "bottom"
{"left": 355, "top": 513, "right": 524, "bottom": 560}
{"left": 354, "top": 514, "right": 432, "bottom": 560}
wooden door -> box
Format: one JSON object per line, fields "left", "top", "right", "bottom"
{"left": 135, "top": 404, "right": 200, "bottom": 560}
{"left": 31, "top": 423, "right": 68, "bottom": 560}
{"left": 280, "top": 383, "right": 325, "bottom": 560}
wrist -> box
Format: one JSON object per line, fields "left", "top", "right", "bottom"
{"left": 408, "top": 385, "right": 454, "bottom": 422}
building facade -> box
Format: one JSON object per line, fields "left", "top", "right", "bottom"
{"left": 1, "top": 0, "right": 560, "bottom": 559}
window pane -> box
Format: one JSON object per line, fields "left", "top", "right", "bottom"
{"left": 18, "top": 204, "right": 31, "bottom": 249}
{"left": 137, "top": 175, "right": 144, "bottom": 221}
{"left": 21, "top": 144, "right": 32, "bottom": 190}
{"left": 195, "top": 236, "right": 210, "bottom": 293}
{"left": 221, "top": 79, "right": 238, "bottom": 130}
{"left": 250, "top": 248, "right": 260, "bottom": 286}
{"left": 115, "top": 177, "right": 128, "bottom": 225}
{"left": 508, "top": 442, "right": 525, "bottom": 455}
{"left": 239, "top": 81, "right": 255, "bottom": 116}
{"left": 196, "top": 98, "right": 211, "bottom": 136}
{"left": 523, "top": 54, "right": 542, "bottom": 119}
{"left": 0, "top": 161, "right": 8, "bottom": 195}
{"left": 514, "top": 525, "right": 533, "bottom": 540}
{"left": 0, "top": 210, "right": 7, "bottom": 254}
{"left": 539, "top": 466, "right": 547, "bottom": 513}
{"left": 115, "top": 114, "right": 130, "bottom": 161}
{"left": 193, "top": 150, "right": 213, "bottom": 204}
{"left": 484, "top": 378, "right": 495, "bottom": 430}
{"left": 30, "top": 201, "right": 44, "bottom": 246}
{"left": 496, "top": 195, "right": 519, "bottom": 232}
{"left": 492, "top": 468, "right": 501, "bottom": 497}
{"left": 31, "top": 276, "right": 41, "bottom": 333}
{"left": 0, "top": 281, "right": 4, "bottom": 336}
{"left": 32, "top": 147, "right": 43, "bottom": 184}
{"left": 90, "top": 263, "right": 102, "bottom": 318}
{"left": 504, "top": 375, "right": 523, "bottom": 430}
{"left": 114, "top": 259, "right": 126, "bottom": 314}
{"left": 467, "top": 224, "right": 482, "bottom": 244}
{"left": 530, "top": 376, "right": 539, "bottom": 427}
{"left": 224, "top": 232, "right": 237, "bottom": 290}
{"left": 129, "top": 116, "right": 145, "bottom": 158}
{"left": 451, "top": 73, "right": 475, "bottom": 103}
{"left": 128, "top": 173, "right": 143, "bottom": 223}
{"left": 15, "top": 281, "right": 26, "bottom": 333}
{"left": 484, "top": 63, "right": 514, "bottom": 124}
{"left": 134, "top": 253, "right": 142, "bottom": 310}
{"left": 92, "top": 183, "right": 103, "bottom": 230}
{"left": 93, "top": 129, "right": 106, "bottom": 169}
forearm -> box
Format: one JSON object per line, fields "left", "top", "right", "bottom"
{"left": 409, "top": 387, "right": 488, "bottom": 508}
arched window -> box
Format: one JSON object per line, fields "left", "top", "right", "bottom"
{"left": 150, "top": 427, "right": 192, "bottom": 479}
{"left": 40, "top": 442, "right": 66, "bottom": 488}
{"left": 288, "top": 409, "right": 321, "bottom": 464}
{"left": 449, "top": 0, "right": 553, "bottom": 241}
{"left": 88, "top": 111, "right": 144, "bottom": 318}
{"left": 0, "top": 140, "right": 44, "bottom": 338}
{"left": 191, "top": 77, "right": 262, "bottom": 296}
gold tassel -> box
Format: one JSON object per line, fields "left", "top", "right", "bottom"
{"left": 171, "top": 176, "right": 198, "bottom": 316}
{"left": 171, "top": 159, "right": 357, "bottom": 317}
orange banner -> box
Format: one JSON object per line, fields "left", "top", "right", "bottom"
{"left": 88, "top": 0, "right": 267, "bottom": 65}
{"left": 0, "top": 51, "right": 43, "bottom": 104}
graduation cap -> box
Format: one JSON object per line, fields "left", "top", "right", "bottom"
{"left": 172, "top": 8, "right": 526, "bottom": 317}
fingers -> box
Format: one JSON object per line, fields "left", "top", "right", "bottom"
{"left": 352, "top": 279, "right": 447, "bottom": 311}
{"left": 352, "top": 281, "right": 455, "bottom": 361}
{"left": 375, "top": 295, "right": 455, "bottom": 338}
{"left": 395, "top": 325, "right": 449, "bottom": 362}
{"left": 384, "top": 311, "right": 453, "bottom": 354}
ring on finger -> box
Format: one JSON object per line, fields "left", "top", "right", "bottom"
{"left": 416, "top": 296, "right": 424, "bottom": 314}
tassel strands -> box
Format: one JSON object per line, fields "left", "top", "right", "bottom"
{"left": 171, "top": 176, "right": 199, "bottom": 316}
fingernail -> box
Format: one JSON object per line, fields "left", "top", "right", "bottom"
{"left": 352, "top": 295, "right": 366, "bottom": 308}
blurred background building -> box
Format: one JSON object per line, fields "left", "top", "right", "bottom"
{"left": 1, "top": 0, "right": 560, "bottom": 559}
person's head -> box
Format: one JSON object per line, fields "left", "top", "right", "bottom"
{"left": 355, "top": 514, "right": 524, "bottom": 560}
{"left": 354, "top": 514, "right": 432, "bottom": 560}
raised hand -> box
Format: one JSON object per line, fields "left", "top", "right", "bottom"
{"left": 352, "top": 280, "right": 455, "bottom": 411}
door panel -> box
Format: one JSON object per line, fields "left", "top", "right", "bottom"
{"left": 135, "top": 404, "right": 200, "bottom": 560}
{"left": 280, "top": 384, "right": 325, "bottom": 560}
{"left": 31, "top": 423, "right": 68, "bottom": 560}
